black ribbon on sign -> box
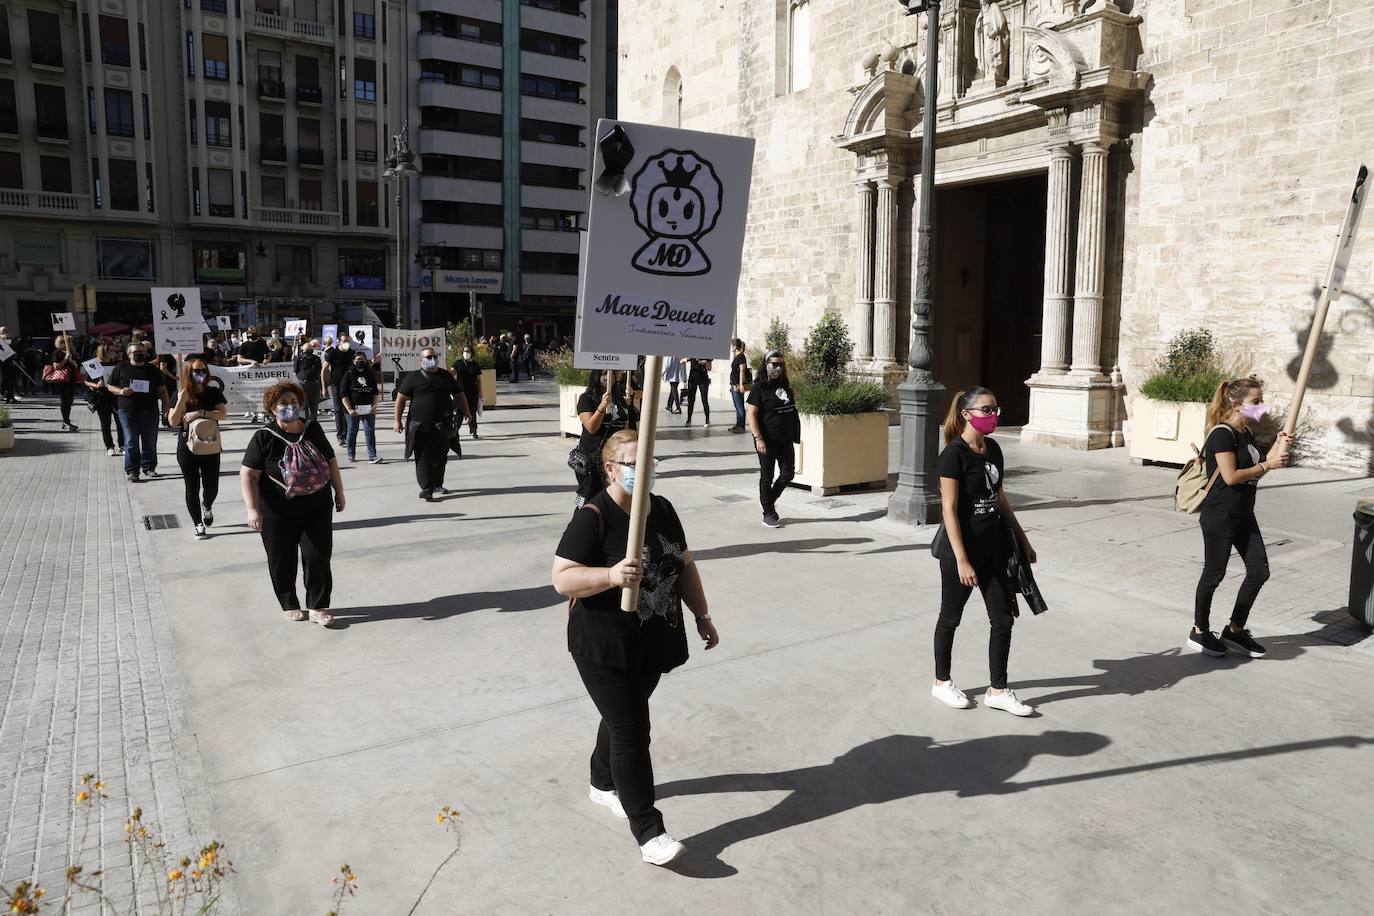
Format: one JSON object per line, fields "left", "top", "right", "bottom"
{"left": 594, "top": 125, "right": 635, "bottom": 198}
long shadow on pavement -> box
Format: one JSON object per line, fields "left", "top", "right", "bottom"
{"left": 692, "top": 537, "right": 872, "bottom": 562}
{"left": 332, "top": 584, "right": 562, "bottom": 624}
{"left": 334, "top": 512, "right": 465, "bottom": 531}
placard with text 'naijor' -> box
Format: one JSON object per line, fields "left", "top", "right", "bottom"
{"left": 578, "top": 120, "right": 754, "bottom": 359}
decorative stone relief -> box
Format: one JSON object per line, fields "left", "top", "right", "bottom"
{"left": 1023, "top": 25, "right": 1088, "bottom": 82}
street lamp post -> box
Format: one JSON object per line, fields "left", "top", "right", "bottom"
{"left": 887, "top": 0, "right": 946, "bottom": 526}
{"left": 383, "top": 125, "right": 420, "bottom": 329}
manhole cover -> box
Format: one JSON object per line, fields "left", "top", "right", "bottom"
{"left": 714, "top": 494, "right": 749, "bottom": 503}
{"left": 143, "top": 514, "right": 180, "bottom": 530}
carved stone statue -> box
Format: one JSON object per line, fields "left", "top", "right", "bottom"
{"left": 976, "top": 0, "right": 1010, "bottom": 87}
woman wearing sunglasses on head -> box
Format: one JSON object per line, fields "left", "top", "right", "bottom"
{"left": 746, "top": 350, "right": 801, "bottom": 528}
{"left": 930, "top": 386, "right": 1037, "bottom": 717}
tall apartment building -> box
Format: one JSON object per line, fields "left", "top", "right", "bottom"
{"left": 403, "top": 0, "right": 613, "bottom": 339}
{"left": 0, "top": 0, "right": 399, "bottom": 340}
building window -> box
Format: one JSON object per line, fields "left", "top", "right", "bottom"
{"left": 146, "top": 162, "right": 155, "bottom": 213}
{"left": 93, "top": 158, "right": 103, "bottom": 207}
{"left": 356, "top": 181, "right": 378, "bottom": 226}
{"left": 203, "top": 33, "right": 229, "bottom": 81}
{"left": 519, "top": 74, "right": 582, "bottom": 103}
{"left": 0, "top": 151, "right": 20, "bottom": 188}
{"left": 33, "top": 84, "right": 68, "bottom": 139}
{"left": 205, "top": 101, "right": 231, "bottom": 147}
{"left": 296, "top": 0, "right": 318, "bottom": 20}
{"left": 522, "top": 162, "right": 583, "bottom": 190}
{"left": 194, "top": 243, "right": 246, "bottom": 282}
{"left": 257, "top": 0, "right": 280, "bottom": 10}
{"left": 104, "top": 88, "right": 135, "bottom": 138}
{"left": 298, "top": 117, "right": 321, "bottom": 151}
{"left": 258, "top": 49, "right": 282, "bottom": 84}
{"left": 338, "top": 117, "right": 348, "bottom": 160}
{"left": 260, "top": 113, "right": 285, "bottom": 161}
{"left": 521, "top": 28, "right": 582, "bottom": 60}
{"left": 353, "top": 0, "right": 375, "bottom": 39}
{"left": 138, "top": 22, "right": 147, "bottom": 70}
{"left": 521, "top": 0, "right": 581, "bottom": 13}
{"left": 261, "top": 175, "right": 286, "bottom": 208}
{"left": 142, "top": 93, "right": 151, "bottom": 140}
{"left": 207, "top": 167, "right": 234, "bottom": 217}
{"left": 788, "top": 0, "right": 811, "bottom": 92}
{"left": 98, "top": 238, "right": 155, "bottom": 280}
{"left": 519, "top": 207, "right": 579, "bottom": 231}
{"left": 355, "top": 119, "right": 377, "bottom": 162}
{"left": 27, "top": 10, "right": 63, "bottom": 67}
{"left": 353, "top": 59, "right": 376, "bottom": 101}
{"left": 188, "top": 100, "right": 198, "bottom": 145}
{"left": 201, "top": 0, "right": 228, "bottom": 13}
{"left": 186, "top": 31, "right": 195, "bottom": 77}
{"left": 191, "top": 167, "right": 199, "bottom": 215}
{"left": 422, "top": 202, "right": 503, "bottom": 226}
{"left": 420, "top": 155, "right": 502, "bottom": 182}
{"left": 276, "top": 245, "right": 313, "bottom": 280}
{"left": 109, "top": 159, "right": 139, "bottom": 211}
{"left": 0, "top": 80, "right": 17, "bottom": 135}
{"left": 0, "top": 7, "right": 11, "bottom": 61}
{"left": 238, "top": 107, "right": 246, "bottom": 151}
{"left": 39, "top": 155, "right": 71, "bottom": 193}
{"left": 521, "top": 117, "right": 581, "bottom": 146}
{"left": 523, "top": 251, "right": 579, "bottom": 274}
{"left": 298, "top": 177, "right": 322, "bottom": 210}
{"left": 338, "top": 249, "right": 385, "bottom": 288}
{"left": 99, "top": 15, "right": 131, "bottom": 67}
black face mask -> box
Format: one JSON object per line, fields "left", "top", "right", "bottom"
{"left": 191, "top": 371, "right": 208, "bottom": 384}
{"left": 129, "top": 353, "right": 145, "bottom": 364}
{"left": 354, "top": 360, "right": 366, "bottom": 370}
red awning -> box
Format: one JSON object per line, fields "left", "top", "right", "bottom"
{"left": 88, "top": 321, "right": 131, "bottom": 336}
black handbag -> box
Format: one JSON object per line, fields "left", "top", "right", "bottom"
{"left": 929, "top": 522, "right": 953, "bottom": 560}
{"left": 1004, "top": 523, "right": 1048, "bottom": 615}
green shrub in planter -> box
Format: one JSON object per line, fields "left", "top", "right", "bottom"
{"left": 539, "top": 347, "right": 590, "bottom": 387}
{"left": 0, "top": 406, "right": 10, "bottom": 428}
{"left": 801, "top": 311, "right": 853, "bottom": 384}
{"left": 795, "top": 379, "right": 889, "bottom": 416}
{"left": 1139, "top": 328, "right": 1239, "bottom": 403}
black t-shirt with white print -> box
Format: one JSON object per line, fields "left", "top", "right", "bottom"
{"left": 747, "top": 382, "right": 800, "bottom": 442}
{"left": 1203, "top": 424, "right": 1260, "bottom": 515}
{"left": 577, "top": 390, "right": 635, "bottom": 454}
{"left": 556, "top": 490, "right": 690, "bottom": 673}
{"left": 936, "top": 436, "right": 1006, "bottom": 549}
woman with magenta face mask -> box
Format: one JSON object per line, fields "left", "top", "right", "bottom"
{"left": 930, "top": 386, "right": 1038, "bottom": 717}
{"left": 1189, "top": 376, "right": 1293, "bottom": 658}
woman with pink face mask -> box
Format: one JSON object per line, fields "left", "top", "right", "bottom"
{"left": 929, "top": 386, "right": 1038, "bottom": 717}
{"left": 1189, "top": 376, "right": 1293, "bottom": 659}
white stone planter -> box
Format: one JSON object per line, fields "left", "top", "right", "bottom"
{"left": 559, "top": 385, "right": 583, "bottom": 438}
{"left": 1128, "top": 397, "right": 1209, "bottom": 465}
{"left": 0, "top": 426, "right": 13, "bottom": 452}
{"left": 792, "top": 411, "right": 889, "bottom": 495}
{"left": 480, "top": 368, "right": 497, "bottom": 408}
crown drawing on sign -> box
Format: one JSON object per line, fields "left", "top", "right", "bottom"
{"left": 657, "top": 156, "right": 701, "bottom": 188}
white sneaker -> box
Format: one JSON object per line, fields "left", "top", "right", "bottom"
{"left": 985, "top": 688, "right": 1034, "bottom": 717}
{"left": 193, "top": 524, "right": 208, "bottom": 540}
{"left": 201, "top": 506, "right": 213, "bottom": 527}
{"left": 640, "top": 833, "right": 686, "bottom": 866}
{"left": 588, "top": 785, "right": 627, "bottom": 819}
{"left": 931, "top": 681, "right": 974, "bottom": 709}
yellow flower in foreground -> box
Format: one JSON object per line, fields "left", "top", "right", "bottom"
{"left": 167, "top": 869, "right": 184, "bottom": 882}
{"left": 74, "top": 791, "right": 90, "bottom": 804}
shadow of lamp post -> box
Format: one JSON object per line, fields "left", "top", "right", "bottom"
{"left": 887, "top": 0, "right": 946, "bottom": 526}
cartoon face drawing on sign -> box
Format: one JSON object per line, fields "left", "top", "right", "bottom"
{"left": 163, "top": 292, "right": 187, "bottom": 320}
{"left": 629, "top": 149, "right": 723, "bottom": 277}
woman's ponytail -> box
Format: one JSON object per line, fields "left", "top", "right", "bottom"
{"left": 943, "top": 385, "right": 996, "bottom": 443}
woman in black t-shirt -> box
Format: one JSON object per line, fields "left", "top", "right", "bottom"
{"left": 683, "top": 357, "right": 712, "bottom": 427}
{"left": 931, "top": 386, "right": 1037, "bottom": 717}
{"left": 553, "top": 429, "right": 720, "bottom": 867}
{"left": 240, "top": 380, "right": 346, "bottom": 627}
{"left": 574, "top": 370, "right": 637, "bottom": 507}
{"left": 746, "top": 349, "right": 800, "bottom": 528}
{"left": 168, "top": 357, "right": 229, "bottom": 540}
{"left": 85, "top": 340, "right": 125, "bottom": 454}
{"left": 728, "top": 338, "right": 750, "bottom": 432}
{"left": 1190, "top": 376, "right": 1292, "bottom": 658}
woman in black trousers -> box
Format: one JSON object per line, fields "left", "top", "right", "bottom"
{"left": 45, "top": 335, "right": 80, "bottom": 431}
{"left": 683, "top": 357, "right": 712, "bottom": 428}
{"left": 85, "top": 340, "right": 125, "bottom": 455}
{"left": 746, "top": 350, "right": 800, "bottom": 529}
{"left": 930, "top": 386, "right": 1038, "bottom": 717}
{"left": 168, "top": 356, "right": 228, "bottom": 540}
{"left": 240, "top": 381, "right": 346, "bottom": 628}
{"left": 1189, "top": 376, "right": 1292, "bottom": 658}
{"left": 553, "top": 429, "right": 720, "bottom": 866}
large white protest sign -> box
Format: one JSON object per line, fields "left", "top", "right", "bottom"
{"left": 577, "top": 120, "right": 754, "bottom": 360}
{"left": 208, "top": 364, "right": 295, "bottom": 415}
{"left": 50, "top": 312, "right": 76, "bottom": 332}
{"left": 81, "top": 358, "right": 106, "bottom": 379}
{"left": 347, "top": 325, "right": 374, "bottom": 354}
{"left": 380, "top": 327, "right": 447, "bottom": 377}
{"left": 285, "top": 319, "right": 308, "bottom": 338}
{"left": 0, "top": 338, "right": 14, "bottom": 362}
{"left": 216, "top": 315, "right": 233, "bottom": 331}
{"left": 151, "top": 287, "right": 207, "bottom": 353}
{"left": 574, "top": 227, "right": 636, "bottom": 370}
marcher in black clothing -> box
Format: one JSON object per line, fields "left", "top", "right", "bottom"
{"left": 108, "top": 343, "right": 170, "bottom": 481}
{"left": 453, "top": 346, "right": 482, "bottom": 438}
{"left": 728, "top": 339, "right": 751, "bottom": 432}
{"left": 240, "top": 380, "right": 345, "bottom": 627}
{"left": 661, "top": 357, "right": 683, "bottom": 415}
{"left": 323, "top": 337, "right": 356, "bottom": 444}
{"left": 44, "top": 335, "right": 80, "bottom": 431}
{"left": 236, "top": 327, "right": 271, "bottom": 366}
{"left": 340, "top": 352, "right": 381, "bottom": 464}
{"left": 395, "top": 347, "right": 468, "bottom": 500}
{"left": 168, "top": 357, "right": 229, "bottom": 540}
{"left": 1190, "top": 376, "right": 1293, "bottom": 658}
{"left": 293, "top": 338, "right": 324, "bottom": 423}
{"left": 553, "top": 428, "right": 720, "bottom": 867}
{"left": 84, "top": 341, "right": 125, "bottom": 454}
{"left": 684, "top": 357, "right": 712, "bottom": 427}
{"left": 0, "top": 327, "right": 20, "bottom": 402}
{"left": 746, "top": 350, "right": 800, "bottom": 528}
{"left": 930, "top": 386, "right": 1038, "bottom": 717}
{"left": 573, "top": 370, "right": 637, "bottom": 507}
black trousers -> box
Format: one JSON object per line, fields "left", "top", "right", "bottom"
{"left": 331, "top": 384, "right": 348, "bottom": 442}
{"left": 685, "top": 381, "right": 709, "bottom": 422}
{"left": 177, "top": 446, "right": 220, "bottom": 525}
{"left": 300, "top": 380, "right": 322, "bottom": 423}
{"left": 410, "top": 421, "right": 449, "bottom": 490}
{"left": 1195, "top": 509, "right": 1270, "bottom": 631}
{"left": 665, "top": 382, "right": 680, "bottom": 412}
{"left": 935, "top": 547, "right": 1017, "bottom": 690}
{"left": 95, "top": 396, "right": 124, "bottom": 449}
{"left": 55, "top": 383, "right": 76, "bottom": 423}
{"left": 258, "top": 506, "right": 334, "bottom": 611}
{"left": 1, "top": 364, "right": 18, "bottom": 401}
{"left": 574, "top": 654, "right": 665, "bottom": 845}
{"left": 757, "top": 438, "right": 796, "bottom": 513}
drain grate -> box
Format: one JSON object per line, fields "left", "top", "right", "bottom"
{"left": 143, "top": 514, "right": 180, "bottom": 530}
{"left": 714, "top": 494, "right": 750, "bottom": 503}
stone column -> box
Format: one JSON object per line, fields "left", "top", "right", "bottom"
{"left": 1039, "top": 144, "right": 1075, "bottom": 375}
{"left": 853, "top": 180, "right": 876, "bottom": 360}
{"left": 1071, "top": 140, "right": 1110, "bottom": 378}
{"left": 873, "top": 178, "right": 899, "bottom": 363}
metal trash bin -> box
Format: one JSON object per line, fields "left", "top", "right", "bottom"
{"left": 1351, "top": 500, "right": 1374, "bottom": 629}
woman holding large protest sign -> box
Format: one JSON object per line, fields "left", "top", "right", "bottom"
{"left": 553, "top": 429, "right": 720, "bottom": 867}
{"left": 168, "top": 356, "right": 228, "bottom": 540}
{"left": 240, "top": 381, "right": 345, "bottom": 627}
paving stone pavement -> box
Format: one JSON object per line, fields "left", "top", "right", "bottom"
{"left": 0, "top": 397, "right": 235, "bottom": 913}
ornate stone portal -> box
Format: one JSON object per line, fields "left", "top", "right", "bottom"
{"left": 836, "top": 0, "right": 1149, "bottom": 449}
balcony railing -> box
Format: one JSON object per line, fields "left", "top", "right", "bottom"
{"left": 35, "top": 118, "right": 69, "bottom": 141}
{"left": 260, "top": 141, "right": 288, "bottom": 164}
{"left": 257, "top": 78, "right": 286, "bottom": 100}
{"left": 0, "top": 189, "right": 91, "bottom": 215}
{"left": 297, "top": 147, "right": 324, "bottom": 167}
{"left": 247, "top": 11, "right": 333, "bottom": 45}
{"left": 30, "top": 43, "right": 63, "bottom": 69}
{"left": 253, "top": 206, "right": 340, "bottom": 231}
{"left": 296, "top": 85, "right": 323, "bottom": 105}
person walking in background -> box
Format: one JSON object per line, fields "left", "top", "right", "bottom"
{"left": 552, "top": 429, "right": 720, "bottom": 867}
{"left": 454, "top": 345, "right": 482, "bottom": 438}
{"left": 108, "top": 342, "right": 170, "bottom": 482}
{"left": 662, "top": 357, "right": 683, "bottom": 415}
{"left": 1190, "top": 376, "right": 1293, "bottom": 658}
{"left": 240, "top": 381, "right": 344, "bottom": 627}
{"left": 728, "top": 338, "right": 751, "bottom": 433}
{"left": 574, "top": 370, "right": 637, "bottom": 508}
{"left": 684, "top": 357, "right": 712, "bottom": 428}
{"left": 930, "top": 386, "right": 1037, "bottom": 718}
{"left": 43, "top": 334, "right": 80, "bottom": 432}
{"left": 323, "top": 335, "right": 355, "bottom": 445}
{"left": 85, "top": 338, "right": 125, "bottom": 455}
{"left": 0, "top": 326, "right": 20, "bottom": 403}
{"left": 395, "top": 347, "right": 467, "bottom": 500}
{"left": 522, "top": 334, "right": 538, "bottom": 380}
{"left": 746, "top": 350, "right": 800, "bottom": 528}
{"left": 236, "top": 327, "right": 270, "bottom": 367}
{"left": 509, "top": 335, "right": 526, "bottom": 383}
{"left": 341, "top": 349, "right": 381, "bottom": 464}
{"left": 294, "top": 338, "right": 324, "bottom": 423}
{"left": 168, "top": 356, "right": 228, "bottom": 540}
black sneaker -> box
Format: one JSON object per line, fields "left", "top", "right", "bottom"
{"left": 1186, "top": 629, "right": 1228, "bottom": 657}
{"left": 127, "top": 471, "right": 140, "bottom": 483}
{"left": 1220, "top": 627, "right": 1267, "bottom": 658}
{"left": 419, "top": 489, "right": 433, "bottom": 501}
{"left": 761, "top": 511, "right": 781, "bottom": 529}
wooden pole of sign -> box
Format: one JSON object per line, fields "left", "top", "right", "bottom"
{"left": 1285, "top": 164, "right": 1369, "bottom": 440}
{"left": 621, "top": 354, "right": 664, "bottom": 613}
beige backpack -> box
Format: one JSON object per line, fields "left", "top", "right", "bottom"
{"left": 187, "top": 417, "right": 222, "bottom": 455}
{"left": 1174, "top": 424, "right": 1232, "bottom": 513}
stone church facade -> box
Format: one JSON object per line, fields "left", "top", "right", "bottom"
{"left": 617, "top": 0, "right": 1374, "bottom": 471}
